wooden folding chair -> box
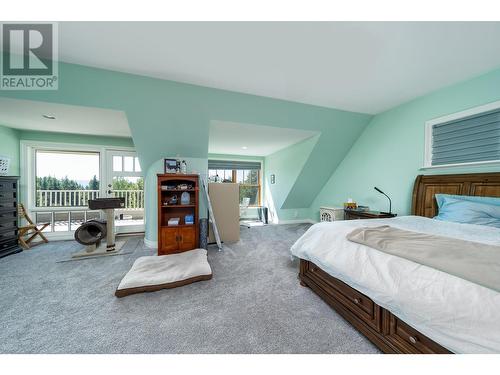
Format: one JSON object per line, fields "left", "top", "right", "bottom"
{"left": 18, "top": 204, "right": 50, "bottom": 249}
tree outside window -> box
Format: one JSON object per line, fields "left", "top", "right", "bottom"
{"left": 208, "top": 168, "right": 261, "bottom": 206}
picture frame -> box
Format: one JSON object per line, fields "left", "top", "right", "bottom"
{"left": 164, "top": 158, "right": 178, "bottom": 173}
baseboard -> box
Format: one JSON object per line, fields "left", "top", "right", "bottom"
{"left": 143, "top": 238, "right": 158, "bottom": 249}
{"left": 43, "top": 232, "right": 76, "bottom": 241}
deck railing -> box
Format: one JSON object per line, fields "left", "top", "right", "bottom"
{"left": 36, "top": 189, "right": 144, "bottom": 209}
{"left": 112, "top": 190, "right": 144, "bottom": 209}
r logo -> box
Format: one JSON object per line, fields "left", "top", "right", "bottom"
{"left": 2, "top": 23, "right": 53, "bottom": 75}
{"left": 1, "top": 23, "right": 58, "bottom": 90}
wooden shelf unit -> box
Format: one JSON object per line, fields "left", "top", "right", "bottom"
{"left": 157, "top": 174, "right": 199, "bottom": 255}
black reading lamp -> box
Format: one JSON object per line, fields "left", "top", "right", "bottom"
{"left": 374, "top": 186, "right": 392, "bottom": 215}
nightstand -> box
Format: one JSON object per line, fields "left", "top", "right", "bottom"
{"left": 344, "top": 209, "right": 397, "bottom": 220}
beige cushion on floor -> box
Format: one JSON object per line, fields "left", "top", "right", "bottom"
{"left": 115, "top": 248, "right": 212, "bottom": 297}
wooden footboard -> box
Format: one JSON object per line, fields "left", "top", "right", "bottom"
{"left": 299, "top": 259, "right": 452, "bottom": 354}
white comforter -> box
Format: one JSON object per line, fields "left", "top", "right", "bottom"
{"left": 290, "top": 216, "right": 500, "bottom": 353}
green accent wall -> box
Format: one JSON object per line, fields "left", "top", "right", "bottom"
{"left": 311, "top": 68, "right": 500, "bottom": 220}
{"left": 0, "top": 124, "right": 20, "bottom": 176}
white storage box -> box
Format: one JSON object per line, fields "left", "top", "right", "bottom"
{"left": 319, "top": 206, "right": 344, "bottom": 222}
{"left": 168, "top": 217, "right": 180, "bottom": 226}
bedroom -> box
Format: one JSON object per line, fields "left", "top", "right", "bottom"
{"left": 1, "top": 2, "right": 500, "bottom": 374}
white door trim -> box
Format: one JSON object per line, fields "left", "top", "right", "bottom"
{"left": 104, "top": 149, "right": 145, "bottom": 234}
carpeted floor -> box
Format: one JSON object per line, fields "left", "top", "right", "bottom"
{"left": 0, "top": 224, "right": 379, "bottom": 354}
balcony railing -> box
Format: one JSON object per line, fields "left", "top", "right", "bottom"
{"left": 36, "top": 189, "right": 144, "bottom": 209}
{"left": 113, "top": 190, "right": 144, "bottom": 209}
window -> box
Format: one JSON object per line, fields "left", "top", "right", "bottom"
{"left": 208, "top": 160, "right": 261, "bottom": 206}
{"left": 112, "top": 155, "right": 141, "bottom": 173}
{"left": 425, "top": 101, "right": 500, "bottom": 167}
{"left": 110, "top": 155, "right": 144, "bottom": 210}
{"left": 35, "top": 150, "right": 100, "bottom": 208}
{"left": 237, "top": 170, "right": 260, "bottom": 206}
{"left": 34, "top": 150, "right": 101, "bottom": 233}
{"left": 208, "top": 169, "right": 233, "bottom": 182}
{"left": 25, "top": 145, "right": 144, "bottom": 236}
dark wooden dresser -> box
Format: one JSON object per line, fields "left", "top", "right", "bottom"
{"left": 0, "top": 176, "right": 22, "bottom": 258}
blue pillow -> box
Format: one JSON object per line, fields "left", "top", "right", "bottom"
{"left": 434, "top": 196, "right": 500, "bottom": 228}
{"left": 435, "top": 194, "right": 500, "bottom": 208}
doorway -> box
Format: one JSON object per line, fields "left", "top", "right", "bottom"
{"left": 105, "top": 150, "right": 145, "bottom": 233}
{"left": 23, "top": 142, "right": 145, "bottom": 238}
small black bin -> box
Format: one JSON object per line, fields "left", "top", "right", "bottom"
{"left": 257, "top": 207, "right": 268, "bottom": 224}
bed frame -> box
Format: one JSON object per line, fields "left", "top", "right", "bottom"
{"left": 299, "top": 172, "right": 500, "bottom": 354}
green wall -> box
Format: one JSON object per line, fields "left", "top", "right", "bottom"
{"left": 311, "top": 68, "right": 500, "bottom": 220}
{"left": 0, "top": 124, "right": 20, "bottom": 175}
{"left": 264, "top": 135, "right": 319, "bottom": 222}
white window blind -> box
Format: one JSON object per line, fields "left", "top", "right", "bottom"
{"left": 429, "top": 106, "right": 500, "bottom": 166}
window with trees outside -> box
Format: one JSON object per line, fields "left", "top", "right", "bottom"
{"left": 35, "top": 150, "right": 101, "bottom": 208}
{"left": 34, "top": 150, "right": 102, "bottom": 232}
{"left": 208, "top": 161, "right": 261, "bottom": 206}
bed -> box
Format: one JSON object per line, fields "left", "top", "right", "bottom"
{"left": 292, "top": 172, "right": 500, "bottom": 354}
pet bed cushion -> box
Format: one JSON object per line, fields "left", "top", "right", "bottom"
{"left": 115, "top": 248, "right": 212, "bottom": 297}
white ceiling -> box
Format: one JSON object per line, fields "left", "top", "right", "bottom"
{"left": 209, "top": 121, "right": 318, "bottom": 156}
{"left": 55, "top": 22, "right": 500, "bottom": 114}
{"left": 0, "top": 97, "right": 131, "bottom": 137}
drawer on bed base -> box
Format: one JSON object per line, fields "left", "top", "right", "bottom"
{"left": 305, "top": 262, "right": 382, "bottom": 331}
{"left": 382, "top": 312, "right": 451, "bottom": 354}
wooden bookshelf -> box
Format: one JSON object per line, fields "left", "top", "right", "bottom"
{"left": 157, "top": 174, "right": 199, "bottom": 255}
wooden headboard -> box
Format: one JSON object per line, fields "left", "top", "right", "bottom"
{"left": 411, "top": 172, "right": 500, "bottom": 218}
